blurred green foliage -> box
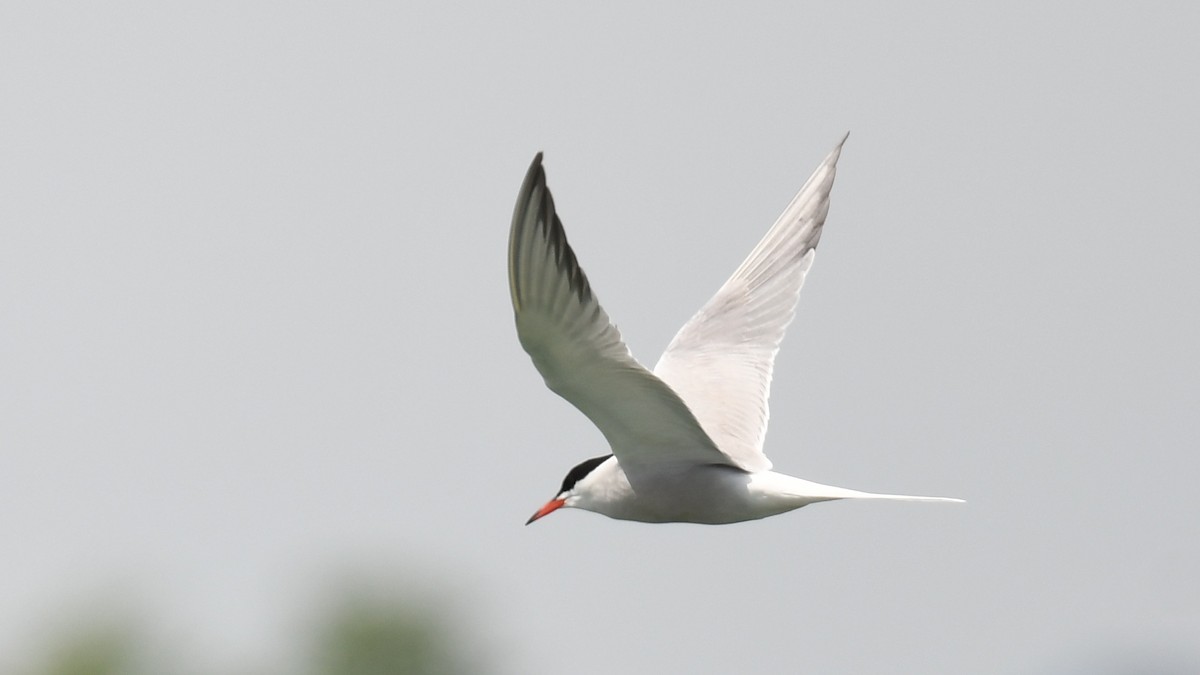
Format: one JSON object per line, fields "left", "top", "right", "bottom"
{"left": 21, "top": 589, "right": 485, "bottom": 675}
{"left": 311, "top": 593, "right": 477, "bottom": 675}
{"left": 35, "top": 623, "right": 137, "bottom": 675}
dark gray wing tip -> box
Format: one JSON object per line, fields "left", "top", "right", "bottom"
{"left": 509, "top": 151, "right": 595, "bottom": 308}
{"left": 540, "top": 188, "right": 593, "bottom": 306}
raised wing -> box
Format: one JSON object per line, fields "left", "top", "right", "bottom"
{"left": 508, "top": 153, "right": 734, "bottom": 476}
{"left": 653, "top": 136, "right": 847, "bottom": 472}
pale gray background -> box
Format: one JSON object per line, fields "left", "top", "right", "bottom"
{"left": 2, "top": 2, "right": 1198, "bottom": 674}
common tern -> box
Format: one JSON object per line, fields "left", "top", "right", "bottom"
{"left": 510, "top": 137, "right": 962, "bottom": 525}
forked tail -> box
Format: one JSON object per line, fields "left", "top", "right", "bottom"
{"left": 850, "top": 492, "right": 964, "bottom": 503}
{"left": 766, "top": 474, "right": 964, "bottom": 504}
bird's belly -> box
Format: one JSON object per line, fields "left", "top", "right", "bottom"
{"left": 600, "top": 465, "right": 809, "bottom": 525}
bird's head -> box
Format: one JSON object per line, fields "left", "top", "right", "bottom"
{"left": 525, "top": 454, "right": 612, "bottom": 525}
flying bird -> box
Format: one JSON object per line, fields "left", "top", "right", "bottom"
{"left": 509, "top": 137, "right": 961, "bottom": 525}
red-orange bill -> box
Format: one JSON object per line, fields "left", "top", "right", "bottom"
{"left": 525, "top": 498, "right": 566, "bottom": 525}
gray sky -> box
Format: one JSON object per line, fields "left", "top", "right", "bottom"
{"left": 3, "top": 2, "right": 1198, "bottom": 673}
